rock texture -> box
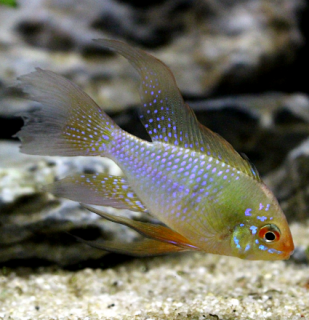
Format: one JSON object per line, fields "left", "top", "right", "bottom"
{"left": 0, "top": 0, "right": 305, "bottom": 115}
{"left": 0, "top": 142, "right": 143, "bottom": 266}
{"left": 265, "top": 137, "right": 309, "bottom": 222}
{"left": 0, "top": 0, "right": 309, "bottom": 318}
{"left": 0, "top": 0, "right": 309, "bottom": 266}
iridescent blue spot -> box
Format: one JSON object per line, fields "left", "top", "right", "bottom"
{"left": 245, "top": 208, "right": 252, "bottom": 216}
{"left": 250, "top": 226, "right": 258, "bottom": 235}
{"left": 233, "top": 236, "right": 241, "bottom": 249}
{"left": 268, "top": 248, "right": 282, "bottom": 254}
{"left": 257, "top": 216, "right": 267, "bottom": 222}
{"left": 259, "top": 245, "right": 267, "bottom": 251}
{"left": 240, "top": 223, "right": 245, "bottom": 227}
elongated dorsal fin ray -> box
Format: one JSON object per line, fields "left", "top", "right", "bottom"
{"left": 95, "top": 39, "right": 261, "bottom": 181}
{"left": 46, "top": 173, "right": 149, "bottom": 213}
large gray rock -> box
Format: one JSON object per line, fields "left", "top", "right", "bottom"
{"left": 1, "top": 89, "right": 309, "bottom": 265}
{"left": 0, "top": 142, "right": 143, "bottom": 266}
{"left": 0, "top": 0, "right": 304, "bottom": 115}
{"left": 0, "top": 0, "right": 308, "bottom": 266}
{"left": 265, "top": 137, "right": 309, "bottom": 222}
{"left": 191, "top": 93, "right": 309, "bottom": 175}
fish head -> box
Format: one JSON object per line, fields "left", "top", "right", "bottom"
{"left": 230, "top": 183, "right": 294, "bottom": 260}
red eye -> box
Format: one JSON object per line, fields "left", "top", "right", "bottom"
{"left": 258, "top": 225, "right": 281, "bottom": 243}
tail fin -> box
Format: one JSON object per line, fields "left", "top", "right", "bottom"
{"left": 16, "top": 68, "right": 119, "bottom": 156}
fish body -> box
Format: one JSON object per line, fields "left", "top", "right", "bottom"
{"left": 16, "top": 39, "right": 294, "bottom": 260}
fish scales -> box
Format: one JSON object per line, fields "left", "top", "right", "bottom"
{"left": 108, "top": 131, "right": 278, "bottom": 257}
{"left": 16, "top": 39, "right": 294, "bottom": 260}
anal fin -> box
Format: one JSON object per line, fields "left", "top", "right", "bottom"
{"left": 46, "top": 173, "right": 148, "bottom": 213}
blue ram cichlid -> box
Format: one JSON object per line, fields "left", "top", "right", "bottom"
{"left": 16, "top": 39, "right": 294, "bottom": 260}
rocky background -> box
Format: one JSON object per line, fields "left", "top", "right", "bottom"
{"left": 1, "top": 0, "right": 309, "bottom": 319}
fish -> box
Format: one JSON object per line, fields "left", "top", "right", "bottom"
{"left": 16, "top": 39, "right": 294, "bottom": 260}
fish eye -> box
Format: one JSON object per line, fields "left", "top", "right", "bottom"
{"left": 258, "top": 224, "right": 281, "bottom": 243}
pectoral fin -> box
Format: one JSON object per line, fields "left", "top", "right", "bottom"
{"left": 82, "top": 204, "right": 198, "bottom": 250}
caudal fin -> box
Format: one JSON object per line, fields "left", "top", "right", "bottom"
{"left": 16, "top": 68, "right": 119, "bottom": 156}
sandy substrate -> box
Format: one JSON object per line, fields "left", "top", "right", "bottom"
{"left": 0, "top": 221, "right": 308, "bottom": 320}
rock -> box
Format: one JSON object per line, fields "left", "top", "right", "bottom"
{"left": 190, "top": 92, "right": 309, "bottom": 175}
{"left": 265, "top": 137, "right": 309, "bottom": 222}
{"left": 0, "top": 141, "right": 143, "bottom": 266}
{"left": 0, "top": 0, "right": 304, "bottom": 115}
{"left": 0, "top": 0, "right": 308, "bottom": 267}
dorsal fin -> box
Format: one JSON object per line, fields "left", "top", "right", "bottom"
{"left": 95, "top": 39, "right": 261, "bottom": 181}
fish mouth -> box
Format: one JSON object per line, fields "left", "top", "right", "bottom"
{"left": 279, "top": 238, "right": 295, "bottom": 260}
